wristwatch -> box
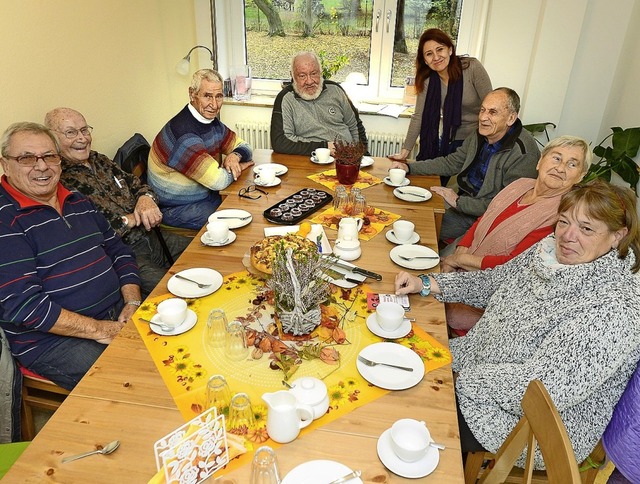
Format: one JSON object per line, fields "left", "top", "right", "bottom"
{"left": 142, "top": 192, "right": 157, "bottom": 203}
{"left": 125, "top": 300, "right": 141, "bottom": 307}
{"left": 418, "top": 274, "right": 431, "bottom": 297}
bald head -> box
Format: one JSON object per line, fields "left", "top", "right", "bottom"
{"left": 44, "top": 108, "right": 93, "bottom": 163}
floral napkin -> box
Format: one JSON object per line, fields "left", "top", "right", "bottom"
{"left": 308, "top": 169, "right": 383, "bottom": 192}
{"left": 310, "top": 205, "right": 401, "bottom": 241}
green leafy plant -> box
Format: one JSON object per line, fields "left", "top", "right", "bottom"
{"left": 317, "top": 49, "right": 349, "bottom": 79}
{"left": 584, "top": 127, "right": 640, "bottom": 194}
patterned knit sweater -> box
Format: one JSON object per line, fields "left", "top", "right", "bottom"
{"left": 147, "top": 105, "right": 252, "bottom": 206}
{"left": 434, "top": 235, "right": 640, "bottom": 468}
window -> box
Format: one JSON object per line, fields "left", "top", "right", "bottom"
{"left": 213, "top": 0, "right": 482, "bottom": 101}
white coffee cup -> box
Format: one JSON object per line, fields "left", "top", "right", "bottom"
{"left": 312, "top": 148, "right": 331, "bottom": 163}
{"left": 390, "top": 419, "right": 431, "bottom": 462}
{"left": 393, "top": 220, "right": 416, "bottom": 243}
{"left": 207, "top": 220, "right": 229, "bottom": 243}
{"left": 375, "top": 301, "right": 405, "bottom": 332}
{"left": 388, "top": 168, "right": 407, "bottom": 185}
{"left": 255, "top": 165, "right": 277, "bottom": 185}
{"left": 156, "top": 298, "right": 188, "bottom": 328}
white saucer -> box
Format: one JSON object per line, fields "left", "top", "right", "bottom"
{"left": 389, "top": 245, "right": 439, "bottom": 270}
{"left": 384, "top": 177, "right": 411, "bottom": 187}
{"left": 150, "top": 309, "right": 197, "bottom": 336}
{"left": 386, "top": 230, "right": 420, "bottom": 245}
{"left": 201, "top": 231, "right": 236, "bottom": 247}
{"left": 366, "top": 313, "right": 412, "bottom": 339}
{"left": 253, "top": 163, "right": 288, "bottom": 176}
{"left": 282, "top": 460, "right": 362, "bottom": 484}
{"left": 255, "top": 177, "right": 281, "bottom": 187}
{"left": 310, "top": 155, "right": 335, "bottom": 165}
{"left": 360, "top": 156, "right": 374, "bottom": 167}
{"left": 356, "top": 342, "right": 425, "bottom": 390}
{"left": 167, "top": 268, "right": 223, "bottom": 298}
{"left": 393, "top": 186, "right": 432, "bottom": 202}
{"left": 208, "top": 209, "right": 252, "bottom": 229}
{"left": 377, "top": 428, "right": 439, "bottom": 478}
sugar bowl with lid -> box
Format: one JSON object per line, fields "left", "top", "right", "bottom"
{"left": 288, "top": 376, "right": 330, "bottom": 420}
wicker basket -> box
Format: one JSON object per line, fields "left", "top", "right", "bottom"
{"left": 276, "top": 305, "right": 321, "bottom": 336}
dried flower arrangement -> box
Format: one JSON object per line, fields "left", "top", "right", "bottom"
{"left": 334, "top": 138, "right": 365, "bottom": 165}
{"left": 267, "top": 244, "right": 332, "bottom": 335}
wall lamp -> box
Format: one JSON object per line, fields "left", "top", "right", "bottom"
{"left": 175, "top": 45, "right": 215, "bottom": 76}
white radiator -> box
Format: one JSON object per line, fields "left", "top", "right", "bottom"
{"left": 234, "top": 121, "right": 417, "bottom": 157}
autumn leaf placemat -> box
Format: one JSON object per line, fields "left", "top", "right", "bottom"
{"left": 308, "top": 169, "right": 383, "bottom": 192}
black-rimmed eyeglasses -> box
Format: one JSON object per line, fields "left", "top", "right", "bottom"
{"left": 238, "top": 185, "right": 268, "bottom": 200}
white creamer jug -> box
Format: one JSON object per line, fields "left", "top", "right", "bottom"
{"left": 262, "top": 390, "right": 314, "bottom": 443}
{"left": 337, "top": 217, "right": 363, "bottom": 241}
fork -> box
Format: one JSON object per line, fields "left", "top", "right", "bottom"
{"left": 396, "top": 189, "right": 427, "bottom": 199}
{"left": 399, "top": 255, "right": 440, "bottom": 261}
{"left": 358, "top": 355, "right": 414, "bottom": 372}
{"left": 174, "top": 274, "right": 211, "bottom": 288}
{"left": 215, "top": 215, "right": 251, "bottom": 220}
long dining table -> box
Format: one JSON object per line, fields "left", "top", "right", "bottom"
{"left": 3, "top": 152, "right": 463, "bottom": 483}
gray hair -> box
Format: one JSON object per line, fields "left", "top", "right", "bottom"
{"left": 1, "top": 122, "right": 60, "bottom": 157}
{"left": 492, "top": 87, "right": 521, "bottom": 114}
{"left": 541, "top": 135, "right": 593, "bottom": 173}
{"left": 290, "top": 51, "right": 321, "bottom": 78}
{"left": 190, "top": 69, "right": 224, "bottom": 94}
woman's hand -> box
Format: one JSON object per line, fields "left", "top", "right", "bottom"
{"left": 388, "top": 148, "right": 410, "bottom": 162}
{"left": 395, "top": 271, "right": 423, "bottom": 295}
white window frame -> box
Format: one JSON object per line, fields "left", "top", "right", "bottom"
{"left": 210, "top": 0, "right": 487, "bottom": 102}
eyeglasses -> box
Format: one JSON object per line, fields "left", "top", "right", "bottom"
{"left": 3, "top": 153, "right": 62, "bottom": 167}
{"left": 238, "top": 185, "right": 267, "bottom": 200}
{"left": 56, "top": 126, "right": 93, "bottom": 139}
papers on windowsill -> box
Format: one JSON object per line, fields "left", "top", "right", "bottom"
{"left": 357, "top": 103, "right": 411, "bottom": 118}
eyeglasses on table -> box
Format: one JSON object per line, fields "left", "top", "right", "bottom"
{"left": 239, "top": 185, "right": 268, "bottom": 200}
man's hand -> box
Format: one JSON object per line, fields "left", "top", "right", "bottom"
{"left": 430, "top": 186, "right": 459, "bottom": 208}
{"left": 223, "top": 153, "right": 251, "bottom": 180}
{"left": 388, "top": 149, "right": 410, "bottom": 161}
{"left": 132, "top": 195, "right": 163, "bottom": 230}
{"left": 95, "top": 320, "right": 126, "bottom": 344}
{"left": 389, "top": 161, "right": 410, "bottom": 172}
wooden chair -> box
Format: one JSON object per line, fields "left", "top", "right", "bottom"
{"left": 20, "top": 367, "right": 69, "bottom": 440}
{"left": 466, "top": 380, "right": 581, "bottom": 484}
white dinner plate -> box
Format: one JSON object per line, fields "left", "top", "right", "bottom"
{"left": 253, "top": 163, "right": 288, "bottom": 176}
{"left": 385, "top": 229, "right": 420, "bottom": 245}
{"left": 366, "top": 313, "right": 412, "bottom": 339}
{"left": 393, "top": 186, "right": 433, "bottom": 203}
{"left": 149, "top": 309, "right": 197, "bottom": 336}
{"left": 377, "top": 428, "right": 439, "bottom": 478}
{"left": 282, "top": 460, "right": 363, "bottom": 484}
{"left": 201, "top": 231, "right": 237, "bottom": 247}
{"left": 255, "top": 176, "right": 281, "bottom": 187}
{"left": 208, "top": 209, "right": 252, "bottom": 229}
{"left": 384, "top": 177, "right": 411, "bottom": 187}
{"left": 167, "top": 268, "right": 223, "bottom": 298}
{"left": 264, "top": 224, "right": 332, "bottom": 254}
{"left": 389, "top": 245, "right": 440, "bottom": 271}
{"left": 356, "top": 342, "right": 425, "bottom": 390}
{"left": 310, "top": 155, "right": 335, "bottom": 165}
{"left": 360, "top": 156, "right": 374, "bottom": 167}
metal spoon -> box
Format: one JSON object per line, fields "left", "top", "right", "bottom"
{"left": 138, "top": 317, "right": 173, "bottom": 332}
{"left": 62, "top": 440, "right": 120, "bottom": 463}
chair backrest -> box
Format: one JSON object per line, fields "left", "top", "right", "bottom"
{"left": 479, "top": 379, "right": 581, "bottom": 484}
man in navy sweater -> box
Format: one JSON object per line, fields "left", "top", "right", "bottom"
{"left": 0, "top": 122, "right": 141, "bottom": 390}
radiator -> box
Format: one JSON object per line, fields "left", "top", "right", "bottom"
{"left": 234, "top": 121, "right": 416, "bottom": 157}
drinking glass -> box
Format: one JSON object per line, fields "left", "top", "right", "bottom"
{"left": 206, "top": 374, "right": 232, "bottom": 417}
{"left": 333, "top": 185, "right": 349, "bottom": 212}
{"left": 225, "top": 321, "right": 249, "bottom": 361}
{"left": 207, "top": 309, "right": 228, "bottom": 349}
{"left": 353, "top": 193, "right": 367, "bottom": 216}
{"left": 250, "top": 446, "right": 281, "bottom": 484}
{"left": 228, "top": 392, "right": 256, "bottom": 432}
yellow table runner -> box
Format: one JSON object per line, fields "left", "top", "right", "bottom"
{"left": 134, "top": 271, "right": 451, "bottom": 474}
{"left": 308, "top": 169, "right": 383, "bottom": 191}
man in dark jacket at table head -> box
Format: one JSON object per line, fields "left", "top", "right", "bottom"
{"left": 390, "top": 87, "right": 540, "bottom": 244}
{"left": 270, "top": 51, "right": 369, "bottom": 157}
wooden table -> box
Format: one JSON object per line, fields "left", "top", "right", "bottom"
{"left": 4, "top": 155, "right": 462, "bottom": 483}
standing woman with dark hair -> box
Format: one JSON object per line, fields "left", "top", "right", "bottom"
{"left": 389, "top": 28, "right": 492, "bottom": 162}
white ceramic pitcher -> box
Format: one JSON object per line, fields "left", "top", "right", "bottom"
{"left": 337, "top": 217, "right": 363, "bottom": 241}
{"left": 262, "top": 390, "right": 314, "bottom": 443}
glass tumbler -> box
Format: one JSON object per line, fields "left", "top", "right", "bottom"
{"left": 228, "top": 392, "right": 256, "bottom": 432}
{"left": 207, "top": 309, "right": 228, "bottom": 349}
{"left": 225, "top": 321, "right": 249, "bottom": 361}
{"left": 250, "top": 446, "right": 281, "bottom": 484}
{"left": 206, "top": 374, "right": 232, "bottom": 417}
{"left": 353, "top": 193, "right": 367, "bottom": 216}
{"left": 333, "top": 186, "right": 349, "bottom": 212}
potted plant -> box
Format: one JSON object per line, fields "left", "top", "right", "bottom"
{"left": 583, "top": 127, "right": 640, "bottom": 194}
{"left": 334, "top": 138, "right": 365, "bottom": 185}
